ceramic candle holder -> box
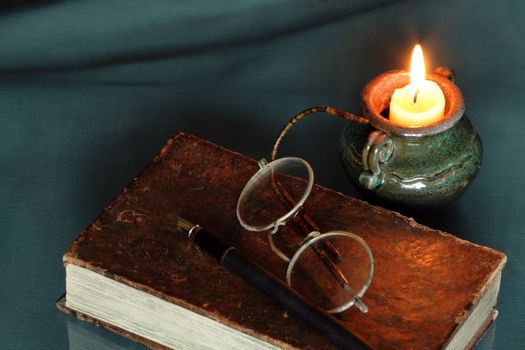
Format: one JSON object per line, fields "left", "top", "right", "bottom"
{"left": 340, "top": 69, "right": 482, "bottom": 207}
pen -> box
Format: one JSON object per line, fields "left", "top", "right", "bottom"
{"left": 175, "top": 216, "right": 370, "bottom": 350}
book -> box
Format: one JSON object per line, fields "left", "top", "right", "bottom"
{"left": 57, "top": 132, "right": 506, "bottom": 350}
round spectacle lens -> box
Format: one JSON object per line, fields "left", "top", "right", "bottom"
{"left": 286, "top": 231, "right": 374, "bottom": 313}
{"left": 237, "top": 157, "right": 314, "bottom": 233}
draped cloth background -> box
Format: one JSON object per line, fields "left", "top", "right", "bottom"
{"left": 0, "top": 1, "right": 523, "bottom": 349}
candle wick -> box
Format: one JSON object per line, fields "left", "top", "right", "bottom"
{"left": 413, "top": 89, "right": 420, "bottom": 104}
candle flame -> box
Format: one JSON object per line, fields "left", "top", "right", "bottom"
{"left": 410, "top": 44, "right": 425, "bottom": 89}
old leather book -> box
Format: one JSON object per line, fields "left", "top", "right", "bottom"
{"left": 57, "top": 132, "right": 506, "bottom": 350}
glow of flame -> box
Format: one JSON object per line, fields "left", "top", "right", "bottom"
{"left": 410, "top": 44, "right": 425, "bottom": 89}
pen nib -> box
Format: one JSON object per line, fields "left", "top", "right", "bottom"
{"left": 174, "top": 216, "right": 195, "bottom": 232}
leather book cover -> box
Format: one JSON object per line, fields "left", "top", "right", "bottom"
{"left": 59, "top": 132, "right": 506, "bottom": 350}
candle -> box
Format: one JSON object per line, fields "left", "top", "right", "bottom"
{"left": 389, "top": 44, "right": 445, "bottom": 127}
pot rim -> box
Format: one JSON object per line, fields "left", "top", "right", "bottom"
{"left": 361, "top": 70, "right": 465, "bottom": 137}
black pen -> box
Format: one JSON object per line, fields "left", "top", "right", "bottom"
{"left": 175, "top": 216, "right": 370, "bottom": 350}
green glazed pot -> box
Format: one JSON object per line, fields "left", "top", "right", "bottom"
{"left": 340, "top": 70, "right": 482, "bottom": 207}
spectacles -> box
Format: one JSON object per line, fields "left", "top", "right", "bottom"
{"left": 237, "top": 157, "right": 373, "bottom": 314}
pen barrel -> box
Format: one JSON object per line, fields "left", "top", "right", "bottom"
{"left": 192, "top": 228, "right": 370, "bottom": 350}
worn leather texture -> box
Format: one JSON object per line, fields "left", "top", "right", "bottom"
{"left": 62, "top": 132, "right": 505, "bottom": 350}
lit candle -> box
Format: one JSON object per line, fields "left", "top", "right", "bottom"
{"left": 389, "top": 44, "right": 445, "bottom": 127}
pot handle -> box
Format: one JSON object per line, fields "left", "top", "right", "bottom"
{"left": 359, "top": 130, "right": 395, "bottom": 190}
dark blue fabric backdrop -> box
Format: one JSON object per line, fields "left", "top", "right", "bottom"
{"left": 0, "top": 1, "right": 523, "bottom": 349}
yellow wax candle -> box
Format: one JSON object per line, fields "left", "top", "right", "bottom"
{"left": 389, "top": 44, "right": 445, "bottom": 127}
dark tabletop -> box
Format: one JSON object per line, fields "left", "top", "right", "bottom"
{"left": 0, "top": 1, "right": 523, "bottom": 349}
